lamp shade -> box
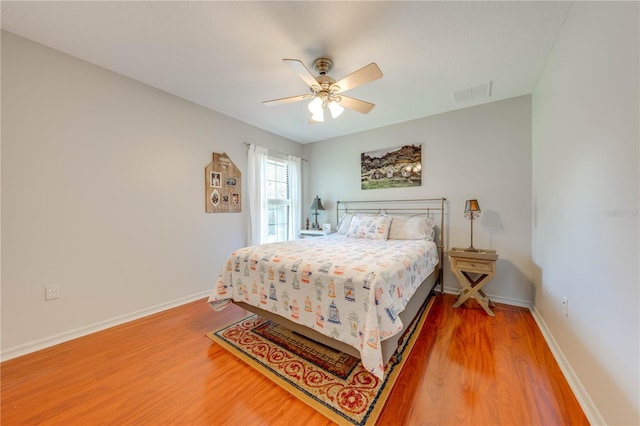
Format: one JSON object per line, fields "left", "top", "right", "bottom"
{"left": 309, "top": 196, "right": 325, "bottom": 211}
{"left": 328, "top": 100, "right": 344, "bottom": 118}
{"left": 309, "top": 110, "right": 324, "bottom": 123}
{"left": 308, "top": 96, "right": 323, "bottom": 115}
{"left": 465, "top": 199, "right": 481, "bottom": 213}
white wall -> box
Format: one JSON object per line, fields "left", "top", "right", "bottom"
{"left": 0, "top": 31, "right": 303, "bottom": 358}
{"left": 304, "top": 96, "right": 533, "bottom": 305}
{"left": 532, "top": 2, "right": 639, "bottom": 424}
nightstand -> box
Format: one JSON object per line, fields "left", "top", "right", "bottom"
{"left": 299, "top": 229, "right": 335, "bottom": 238}
{"left": 448, "top": 248, "right": 499, "bottom": 316}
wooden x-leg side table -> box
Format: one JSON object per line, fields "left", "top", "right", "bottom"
{"left": 448, "top": 248, "right": 499, "bottom": 316}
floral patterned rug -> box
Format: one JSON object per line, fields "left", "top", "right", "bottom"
{"left": 206, "top": 296, "right": 433, "bottom": 426}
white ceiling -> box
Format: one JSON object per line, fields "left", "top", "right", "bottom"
{"left": 1, "top": 1, "right": 572, "bottom": 144}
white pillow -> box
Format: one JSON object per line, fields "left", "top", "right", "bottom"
{"left": 346, "top": 214, "right": 391, "bottom": 240}
{"left": 336, "top": 213, "right": 354, "bottom": 235}
{"left": 337, "top": 212, "right": 375, "bottom": 234}
{"left": 387, "top": 214, "right": 435, "bottom": 241}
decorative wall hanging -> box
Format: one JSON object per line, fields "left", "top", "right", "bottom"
{"left": 360, "top": 144, "right": 422, "bottom": 190}
{"left": 205, "top": 152, "right": 241, "bottom": 213}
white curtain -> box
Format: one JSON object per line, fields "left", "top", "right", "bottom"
{"left": 287, "top": 154, "right": 302, "bottom": 240}
{"left": 247, "top": 144, "right": 269, "bottom": 245}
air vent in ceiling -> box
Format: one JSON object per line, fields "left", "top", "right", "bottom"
{"left": 452, "top": 81, "right": 492, "bottom": 105}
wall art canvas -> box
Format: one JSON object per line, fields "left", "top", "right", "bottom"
{"left": 361, "top": 144, "right": 422, "bottom": 190}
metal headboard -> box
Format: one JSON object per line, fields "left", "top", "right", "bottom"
{"left": 336, "top": 198, "right": 447, "bottom": 293}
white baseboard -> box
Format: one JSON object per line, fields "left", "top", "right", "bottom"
{"left": 0, "top": 290, "right": 211, "bottom": 362}
{"left": 529, "top": 305, "right": 606, "bottom": 425}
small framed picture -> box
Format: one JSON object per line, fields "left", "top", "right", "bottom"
{"left": 210, "top": 172, "right": 221, "bottom": 188}
{"left": 222, "top": 195, "right": 229, "bottom": 204}
{"left": 231, "top": 193, "right": 239, "bottom": 205}
{"left": 210, "top": 189, "right": 220, "bottom": 206}
{"left": 322, "top": 223, "right": 331, "bottom": 233}
{"left": 225, "top": 177, "right": 237, "bottom": 186}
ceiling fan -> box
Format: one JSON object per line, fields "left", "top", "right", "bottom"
{"left": 263, "top": 58, "right": 383, "bottom": 124}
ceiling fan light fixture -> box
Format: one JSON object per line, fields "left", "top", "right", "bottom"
{"left": 310, "top": 110, "right": 324, "bottom": 123}
{"left": 264, "top": 58, "right": 383, "bottom": 123}
{"left": 328, "top": 100, "right": 344, "bottom": 118}
{"left": 308, "top": 96, "right": 324, "bottom": 115}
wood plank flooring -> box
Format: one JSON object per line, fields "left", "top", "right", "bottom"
{"left": 1, "top": 294, "right": 588, "bottom": 425}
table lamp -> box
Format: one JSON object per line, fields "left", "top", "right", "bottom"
{"left": 309, "top": 196, "right": 325, "bottom": 229}
{"left": 464, "top": 199, "right": 481, "bottom": 252}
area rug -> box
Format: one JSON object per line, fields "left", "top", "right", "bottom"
{"left": 206, "top": 296, "right": 434, "bottom": 426}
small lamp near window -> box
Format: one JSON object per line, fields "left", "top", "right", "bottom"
{"left": 309, "top": 195, "right": 325, "bottom": 230}
{"left": 464, "top": 199, "right": 481, "bottom": 252}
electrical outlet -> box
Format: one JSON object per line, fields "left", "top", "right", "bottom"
{"left": 45, "top": 285, "right": 59, "bottom": 301}
{"left": 562, "top": 297, "right": 568, "bottom": 317}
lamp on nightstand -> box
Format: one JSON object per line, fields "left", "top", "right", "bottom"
{"left": 464, "top": 199, "right": 481, "bottom": 252}
{"left": 309, "top": 195, "right": 325, "bottom": 230}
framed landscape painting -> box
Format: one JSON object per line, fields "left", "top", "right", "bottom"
{"left": 361, "top": 144, "right": 422, "bottom": 190}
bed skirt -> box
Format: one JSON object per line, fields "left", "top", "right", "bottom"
{"left": 233, "top": 270, "right": 439, "bottom": 366}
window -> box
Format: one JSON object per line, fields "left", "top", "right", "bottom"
{"left": 247, "top": 144, "right": 301, "bottom": 246}
{"left": 266, "top": 156, "right": 290, "bottom": 243}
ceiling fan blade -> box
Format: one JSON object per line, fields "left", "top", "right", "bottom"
{"left": 263, "top": 94, "right": 309, "bottom": 106}
{"left": 332, "top": 63, "right": 383, "bottom": 93}
{"left": 339, "top": 96, "right": 376, "bottom": 114}
{"left": 283, "top": 59, "right": 319, "bottom": 88}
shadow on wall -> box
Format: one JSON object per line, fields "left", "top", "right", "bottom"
{"left": 531, "top": 262, "right": 541, "bottom": 305}
{"left": 480, "top": 210, "right": 505, "bottom": 250}
{"left": 493, "top": 258, "right": 533, "bottom": 305}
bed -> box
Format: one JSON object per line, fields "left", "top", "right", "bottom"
{"left": 208, "top": 198, "right": 446, "bottom": 379}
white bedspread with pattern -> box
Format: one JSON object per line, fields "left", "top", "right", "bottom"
{"left": 208, "top": 234, "right": 438, "bottom": 378}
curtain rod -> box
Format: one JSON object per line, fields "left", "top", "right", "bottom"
{"left": 243, "top": 142, "right": 308, "bottom": 162}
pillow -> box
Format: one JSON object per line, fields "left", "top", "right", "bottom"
{"left": 336, "top": 213, "right": 354, "bottom": 235}
{"left": 387, "top": 214, "right": 435, "bottom": 241}
{"left": 337, "top": 213, "right": 375, "bottom": 234}
{"left": 346, "top": 214, "right": 391, "bottom": 240}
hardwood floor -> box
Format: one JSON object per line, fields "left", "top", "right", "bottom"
{"left": 1, "top": 294, "right": 588, "bottom": 425}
